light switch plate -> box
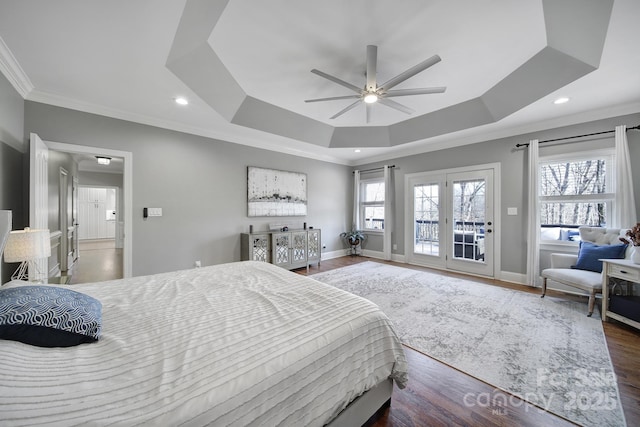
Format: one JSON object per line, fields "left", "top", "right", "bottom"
{"left": 148, "top": 207, "right": 163, "bottom": 217}
{"left": 507, "top": 207, "right": 518, "bottom": 216}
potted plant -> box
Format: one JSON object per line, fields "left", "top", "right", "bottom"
{"left": 340, "top": 229, "right": 367, "bottom": 255}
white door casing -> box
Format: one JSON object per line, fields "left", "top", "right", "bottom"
{"left": 31, "top": 138, "right": 132, "bottom": 278}
{"left": 29, "top": 133, "right": 49, "bottom": 282}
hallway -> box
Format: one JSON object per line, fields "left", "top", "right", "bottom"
{"left": 69, "top": 239, "right": 123, "bottom": 284}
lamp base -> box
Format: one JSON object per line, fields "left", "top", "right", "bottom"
{"left": 10, "top": 261, "right": 46, "bottom": 283}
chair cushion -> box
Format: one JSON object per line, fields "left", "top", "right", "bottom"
{"left": 572, "top": 241, "right": 627, "bottom": 273}
{"left": 542, "top": 268, "right": 603, "bottom": 291}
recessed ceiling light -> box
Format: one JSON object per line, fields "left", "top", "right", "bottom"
{"left": 354, "top": 149, "right": 361, "bottom": 153}
{"left": 553, "top": 97, "right": 570, "bottom": 105}
{"left": 175, "top": 97, "right": 189, "bottom": 105}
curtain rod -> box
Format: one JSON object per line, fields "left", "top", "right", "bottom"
{"left": 515, "top": 124, "right": 640, "bottom": 148}
{"left": 353, "top": 165, "right": 395, "bottom": 174}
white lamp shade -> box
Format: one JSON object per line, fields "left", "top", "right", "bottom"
{"left": 4, "top": 228, "right": 51, "bottom": 262}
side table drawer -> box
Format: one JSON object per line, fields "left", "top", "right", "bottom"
{"left": 608, "top": 263, "right": 640, "bottom": 282}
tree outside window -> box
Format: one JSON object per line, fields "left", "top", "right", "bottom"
{"left": 539, "top": 153, "right": 614, "bottom": 241}
{"left": 361, "top": 180, "right": 385, "bottom": 231}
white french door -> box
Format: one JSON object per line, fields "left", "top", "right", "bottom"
{"left": 406, "top": 165, "right": 498, "bottom": 277}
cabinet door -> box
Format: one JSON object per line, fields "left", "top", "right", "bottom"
{"left": 250, "top": 234, "right": 270, "bottom": 262}
{"left": 307, "top": 229, "right": 321, "bottom": 263}
{"left": 272, "top": 232, "right": 291, "bottom": 267}
{"left": 291, "top": 231, "right": 308, "bottom": 266}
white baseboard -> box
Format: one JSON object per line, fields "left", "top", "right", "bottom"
{"left": 359, "top": 250, "right": 406, "bottom": 264}
{"left": 321, "top": 249, "right": 350, "bottom": 260}
{"left": 498, "top": 271, "right": 527, "bottom": 285}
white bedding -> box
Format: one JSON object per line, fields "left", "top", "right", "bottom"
{"left": 0, "top": 261, "right": 407, "bottom": 426}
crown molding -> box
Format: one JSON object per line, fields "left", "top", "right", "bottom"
{"left": 0, "top": 36, "right": 33, "bottom": 98}
{"left": 25, "top": 89, "right": 351, "bottom": 166}
{"left": 353, "top": 102, "right": 640, "bottom": 166}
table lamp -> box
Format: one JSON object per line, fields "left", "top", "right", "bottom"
{"left": 4, "top": 228, "right": 51, "bottom": 282}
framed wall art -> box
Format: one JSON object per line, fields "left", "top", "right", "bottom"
{"left": 247, "top": 166, "right": 307, "bottom": 217}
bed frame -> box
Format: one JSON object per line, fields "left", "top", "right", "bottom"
{"left": 327, "top": 379, "right": 393, "bottom": 427}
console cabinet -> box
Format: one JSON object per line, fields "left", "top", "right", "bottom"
{"left": 241, "top": 229, "right": 321, "bottom": 271}
{"left": 241, "top": 233, "right": 271, "bottom": 263}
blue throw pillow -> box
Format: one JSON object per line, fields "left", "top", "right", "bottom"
{"left": 0, "top": 285, "right": 102, "bottom": 347}
{"left": 572, "top": 241, "right": 627, "bottom": 273}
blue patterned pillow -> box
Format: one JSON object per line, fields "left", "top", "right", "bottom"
{"left": 0, "top": 286, "right": 102, "bottom": 347}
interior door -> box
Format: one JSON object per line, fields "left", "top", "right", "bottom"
{"left": 59, "top": 168, "right": 68, "bottom": 272}
{"left": 407, "top": 166, "right": 496, "bottom": 277}
{"left": 71, "top": 176, "right": 79, "bottom": 263}
{"left": 29, "top": 133, "right": 49, "bottom": 281}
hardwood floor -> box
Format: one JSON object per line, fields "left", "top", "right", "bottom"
{"left": 298, "top": 256, "right": 640, "bottom": 427}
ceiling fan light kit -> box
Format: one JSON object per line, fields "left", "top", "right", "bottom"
{"left": 364, "top": 93, "right": 378, "bottom": 104}
{"left": 305, "top": 45, "right": 446, "bottom": 123}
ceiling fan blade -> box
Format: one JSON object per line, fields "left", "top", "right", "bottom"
{"left": 311, "top": 69, "right": 363, "bottom": 94}
{"left": 330, "top": 100, "right": 362, "bottom": 119}
{"left": 305, "top": 94, "right": 361, "bottom": 103}
{"left": 366, "top": 45, "right": 377, "bottom": 91}
{"left": 383, "top": 87, "right": 446, "bottom": 97}
{"left": 379, "top": 54, "right": 442, "bottom": 91}
{"left": 378, "top": 98, "right": 414, "bottom": 115}
{"left": 366, "top": 103, "right": 373, "bottom": 123}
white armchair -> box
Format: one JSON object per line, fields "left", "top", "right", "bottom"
{"left": 541, "top": 227, "right": 630, "bottom": 316}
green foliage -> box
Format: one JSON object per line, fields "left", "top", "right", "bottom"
{"left": 340, "top": 229, "right": 367, "bottom": 245}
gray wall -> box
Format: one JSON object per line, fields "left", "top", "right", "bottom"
{"left": 357, "top": 113, "right": 640, "bottom": 276}
{"left": 0, "top": 72, "right": 25, "bottom": 283}
{"left": 79, "top": 171, "right": 123, "bottom": 188}
{"left": 24, "top": 101, "right": 352, "bottom": 276}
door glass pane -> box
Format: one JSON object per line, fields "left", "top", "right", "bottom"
{"left": 452, "top": 179, "right": 486, "bottom": 261}
{"left": 414, "top": 184, "right": 439, "bottom": 255}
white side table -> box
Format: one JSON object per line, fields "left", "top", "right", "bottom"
{"left": 601, "top": 258, "right": 640, "bottom": 330}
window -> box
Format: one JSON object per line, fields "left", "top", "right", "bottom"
{"left": 539, "top": 151, "right": 614, "bottom": 242}
{"left": 361, "top": 179, "right": 385, "bottom": 231}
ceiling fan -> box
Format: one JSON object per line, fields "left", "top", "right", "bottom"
{"left": 305, "top": 45, "right": 446, "bottom": 123}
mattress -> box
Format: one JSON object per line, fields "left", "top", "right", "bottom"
{"left": 0, "top": 261, "right": 407, "bottom": 426}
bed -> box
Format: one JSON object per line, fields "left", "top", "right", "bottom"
{"left": 0, "top": 252, "right": 407, "bottom": 426}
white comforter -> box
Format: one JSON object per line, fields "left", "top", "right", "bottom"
{"left": 0, "top": 261, "right": 407, "bottom": 426}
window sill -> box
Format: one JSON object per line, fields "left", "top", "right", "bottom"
{"left": 540, "top": 240, "right": 579, "bottom": 252}
{"left": 364, "top": 230, "right": 384, "bottom": 235}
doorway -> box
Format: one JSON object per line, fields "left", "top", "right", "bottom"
{"left": 29, "top": 135, "right": 133, "bottom": 279}
{"left": 405, "top": 163, "right": 500, "bottom": 277}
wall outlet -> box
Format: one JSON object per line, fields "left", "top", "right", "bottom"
{"left": 194, "top": 260, "right": 201, "bottom": 268}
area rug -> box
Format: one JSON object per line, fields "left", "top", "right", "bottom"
{"left": 312, "top": 261, "right": 626, "bottom": 427}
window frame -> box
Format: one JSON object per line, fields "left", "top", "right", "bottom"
{"left": 360, "top": 177, "right": 385, "bottom": 233}
{"left": 538, "top": 148, "right": 615, "bottom": 246}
